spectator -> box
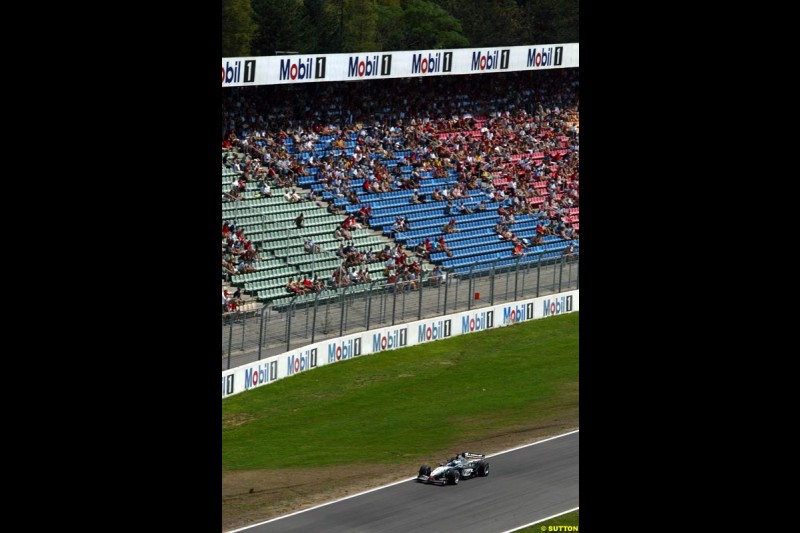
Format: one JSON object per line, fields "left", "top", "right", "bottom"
{"left": 414, "top": 237, "right": 432, "bottom": 259}
{"left": 430, "top": 264, "right": 445, "bottom": 286}
{"left": 562, "top": 241, "right": 576, "bottom": 259}
{"left": 284, "top": 189, "right": 301, "bottom": 203}
{"left": 356, "top": 204, "right": 372, "bottom": 225}
{"left": 405, "top": 270, "right": 419, "bottom": 291}
{"left": 437, "top": 235, "right": 453, "bottom": 257}
{"left": 301, "top": 275, "right": 314, "bottom": 293}
{"left": 442, "top": 218, "right": 458, "bottom": 234}
{"left": 327, "top": 201, "right": 345, "bottom": 215}
{"left": 335, "top": 225, "right": 353, "bottom": 241}
{"left": 295, "top": 213, "right": 305, "bottom": 229}
{"left": 391, "top": 216, "right": 408, "bottom": 234}
{"left": 304, "top": 239, "right": 322, "bottom": 253}
{"left": 348, "top": 268, "right": 360, "bottom": 284}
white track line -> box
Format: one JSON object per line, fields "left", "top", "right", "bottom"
{"left": 226, "top": 428, "right": 579, "bottom": 533}
{"left": 501, "top": 506, "right": 580, "bottom": 533}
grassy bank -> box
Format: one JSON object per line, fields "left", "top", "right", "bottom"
{"left": 223, "top": 312, "right": 578, "bottom": 471}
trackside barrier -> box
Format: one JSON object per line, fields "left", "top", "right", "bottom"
{"left": 222, "top": 289, "right": 578, "bottom": 398}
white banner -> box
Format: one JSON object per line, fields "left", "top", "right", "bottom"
{"left": 222, "top": 289, "right": 578, "bottom": 398}
{"left": 222, "top": 43, "right": 578, "bottom": 87}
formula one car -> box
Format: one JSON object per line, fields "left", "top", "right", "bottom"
{"left": 417, "top": 452, "right": 490, "bottom": 485}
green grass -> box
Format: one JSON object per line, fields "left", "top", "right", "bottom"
{"left": 516, "top": 510, "right": 579, "bottom": 532}
{"left": 222, "top": 312, "right": 578, "bottom": 471}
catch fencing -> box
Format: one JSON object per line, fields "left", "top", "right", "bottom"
{"left": 222, "top": 253, "right": 578, "bottom": 370}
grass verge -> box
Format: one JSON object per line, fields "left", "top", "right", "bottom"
{"left": 223, "top": 312, "right": 578, "bottom": 471}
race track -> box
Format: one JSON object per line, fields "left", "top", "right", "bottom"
{"left": 229, "top": 430, "right": 578, "bottom": 533}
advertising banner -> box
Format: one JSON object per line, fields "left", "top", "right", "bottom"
{"left": 222, "top": 290, "right": 578, "bottom": 398}
{"left": 222, "top": 43, "right": 578, "bottom": 87}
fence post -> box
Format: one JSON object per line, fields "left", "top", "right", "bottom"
{"left": 339, "top": 286, "right": 347, "bottom": 337}
{"left": 365, "top": 283, "right": 373, "bottom": 330}
{"left": 417, "top": 273, "right": 424, "bottom": 320}
{"left": 227, "top": 318, "right": 233, "bottom": 370}
{"left": 323, "top": 295, "right": 331, "bottom": 334}
{"left": 311, "top": 292, "right": 320, "bottom": 343}
{"left": 489, "top": 261, "right": 496, "bottom": 306}
{"left": 285, "top": 300, "right": 295, "bottom": 352}
{"left": 257, "top": 304, "right": 268, "bottom": 361}
{"left": 520, "top": 261, "right": 528, "bottom": 299}
{"left": 468, "top": 271, "right": 473, "bottom": 311}
{"left": 362, "top": 283, "right": 370, "bottom": 329}
{"left": 240, "top": 311, "right": 246, "bottom": 351}
{"left": 391, "top": 279, "right": 399, "bottom": 326}
{"left": 536, "top": 253, "right": 542, "bottom": 297}
{"left": 443, "top": 273, "right": 449, "bottom": 315}
{"left": 558, "top": 255, "right": 564, "bottom": 292}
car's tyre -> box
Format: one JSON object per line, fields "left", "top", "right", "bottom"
{"left": 448, "top": 470, "right": 460, "bottom": 485}
{"left": 419, "top": 465, "right": 431, "bottom": 476}
{"left": 478, "top": 462, "right": 490, "bottom": 476}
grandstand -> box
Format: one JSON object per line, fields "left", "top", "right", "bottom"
{"left": 221, "top": 68, "right": 578, "bottom": 362}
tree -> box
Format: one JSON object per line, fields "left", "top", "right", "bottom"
{"left": 250, "top": 0, "right": 310, "bottom": 56}
{"left": 518, "top": 0, "right": 579, "bottom": 44}
{"left": 342, "top": 0, "right": 379, "bottom": 52}
{"left": 302, "top": 0, "right": 343, "bottom": 53}
{"left": 374, "top": 0, "right": 468, "bottom": 51}
{"left": 222, "top": 0, "right": 258, "bottom": 56}
{"left": 432, "top": 0, "right": 525, "bottom": 47}
{"left": 375, "top": 1, "right": 406, "bottom": 51}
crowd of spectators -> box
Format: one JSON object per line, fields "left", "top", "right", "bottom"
{"left": 221, "top": 220, "right": 261, "bottom": 281}
{"left": 222, "top": 69, "right": 579, "bottom": 302}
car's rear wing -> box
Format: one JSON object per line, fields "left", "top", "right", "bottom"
{"left": 462, "top": 452, "right": 485, "bottom": 459}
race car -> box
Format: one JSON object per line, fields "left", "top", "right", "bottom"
{"left": 417, "top": 452, "right": 490, "bottom": 485}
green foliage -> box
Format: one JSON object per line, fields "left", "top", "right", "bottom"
{"left": 232, "top": 0, "right": 578, "bottom": 55}
{"left": 222, "top": 312, "right": 578, "bottom": 471}
{"left": 302, "top": 0, "right": 341, "bottom": 53}
{"left": 433, "top": 0, "right": 526, "bottom": 47}
{"left": 375, "top": 2, "right": 406, "bottom": 50}
{"left": 400, "top": 0, "right": 469, "bottom": 49}
{"left": 222, "top": 0, "right": 258, "bottom": 56}
{"left": 251, "top": 0, "right": 311, "bottom": 56}
{"left": 342, "top": 0, "right": 379, "bottom": 52}
{"left": 520, "top": 0, "right": 579, "bottom": 44}
{"left": 375, "top": 0, "right": 470, "bottom": 50}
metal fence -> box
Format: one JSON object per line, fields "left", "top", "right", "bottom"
{"left": 222, "top": 253, "right": 579, "bottom": 370}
